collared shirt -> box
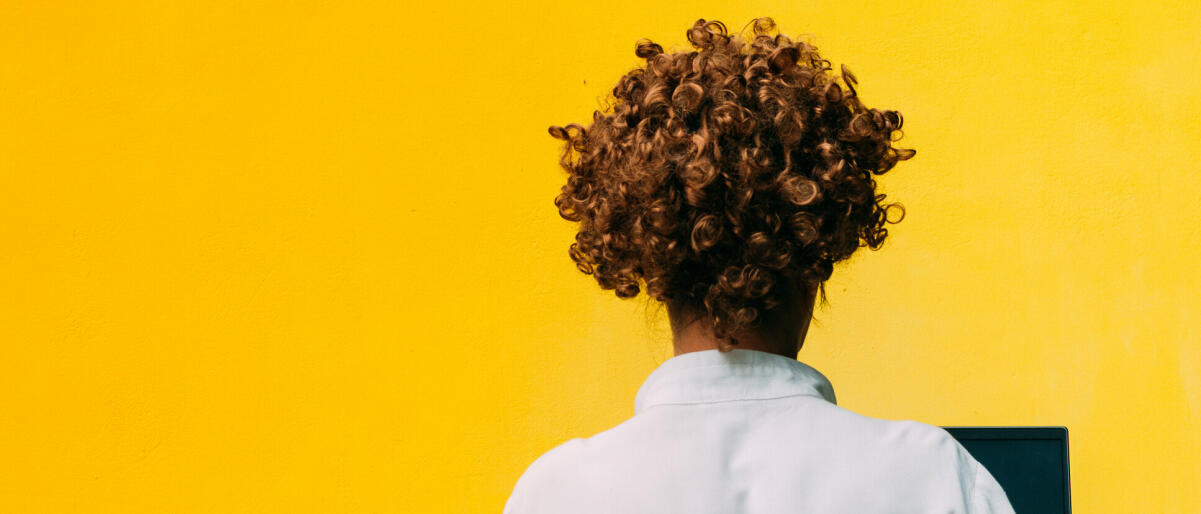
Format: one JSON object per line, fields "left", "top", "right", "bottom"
{"left": 504, "top": 349, "right": 1015, "bottom": 514}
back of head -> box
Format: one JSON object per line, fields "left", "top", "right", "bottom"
{"left": 549, "top": 17, "right": 916, "bottom": 348}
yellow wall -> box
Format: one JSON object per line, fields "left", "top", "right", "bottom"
{"left": 2, "top": 1, "right": 1198, "bottom": 512}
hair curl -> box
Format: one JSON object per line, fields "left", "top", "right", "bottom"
{"left": 549, "top": 17, "right": 915, "bottom": 347}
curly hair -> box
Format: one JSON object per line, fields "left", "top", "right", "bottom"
{"left": 548, "top": 17, "right": 916, "bottom": 348}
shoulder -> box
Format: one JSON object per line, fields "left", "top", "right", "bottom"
{"left": 804, "top": 400, "right": 961, "bottom": 453}
{"left": 888, "top": 419, "right": 962, "bottom": 450}
{"left": 503, "top": 416, "right": 651, "bottom": 513}
{"left": 865, "top": 418, "right": 972, "bottom": 469}
{"left": 503, "top": 438, "right": 588, "bottom": 514}
{"left": 868, "top": 419, "right": 1003, "bottom": 507}
{"left": 512, "top": 436, "right": 588, "bottom": 485}
{"left": 890, "top": 420, "right": 979, "bottom": 475}
{"left": 818, "top": 402, "right": 960, "bottom": 449}
{"left": 806, "top": 407, "right": 977, "bottom": 481}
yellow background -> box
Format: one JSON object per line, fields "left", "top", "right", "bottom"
{"left": 2, "top": 1, "right": 1199, "bottom": 512}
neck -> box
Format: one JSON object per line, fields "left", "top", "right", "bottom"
{"left": 673, "top": 335, "right": 799, "bottom": 358}
{"left": 670, "top": 312, "right": 801, "bottom": 358}
{"left": 667, "top": 283, "right": 817, "bottom": 359}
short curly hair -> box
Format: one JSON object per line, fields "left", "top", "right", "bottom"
{"left": 549, "top": 17, "right": 915, "bottom": 347}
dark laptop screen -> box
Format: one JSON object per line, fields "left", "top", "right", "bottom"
{"left": 942, "top": 427, "right": 1071, "bottom": 514}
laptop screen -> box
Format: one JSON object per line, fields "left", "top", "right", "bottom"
{"left": 942, "top": 427, "right": 1071, "bottom": 514}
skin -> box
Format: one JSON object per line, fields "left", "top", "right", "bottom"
{"left": 667, "top": 280, "right": 820, "bottom": 359}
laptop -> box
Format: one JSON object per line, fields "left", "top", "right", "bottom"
{"left": 942, "top": 427, "right": 1071, "bottom": 514}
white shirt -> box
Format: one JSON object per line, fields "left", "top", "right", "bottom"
{"left": 505, "top": 348, "right": 1015, "bottom": 513}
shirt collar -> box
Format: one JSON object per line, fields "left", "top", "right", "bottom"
{"left": 634, "top": 349, "right": 837, "bottom": 414}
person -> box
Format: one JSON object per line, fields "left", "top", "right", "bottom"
{"left": 506, "top": 17, "right": 1015, "bottom": 514}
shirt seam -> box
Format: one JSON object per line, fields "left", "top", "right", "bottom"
{"left": 640, "top": 363, "right": 822, "bottom": 391}
{"left": 968, "top": 457, "right": 983, "bottom": 511}
{"left": 660, "top": 359, "right": 807, "bottom": 369}
{"left": 637, "top": 391, "right": 826, "bottom": 414}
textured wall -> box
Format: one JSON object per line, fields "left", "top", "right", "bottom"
{"left": 2, "top": 1, "right": 1198, "bottom": 512}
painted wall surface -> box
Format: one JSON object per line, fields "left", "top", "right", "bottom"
{"left": 2, "top": 1, "right": 1199, "bottom": 512}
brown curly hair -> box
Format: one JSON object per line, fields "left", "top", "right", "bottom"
{"left": 549, "top": 17, "right": 916, "bottom": 347}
